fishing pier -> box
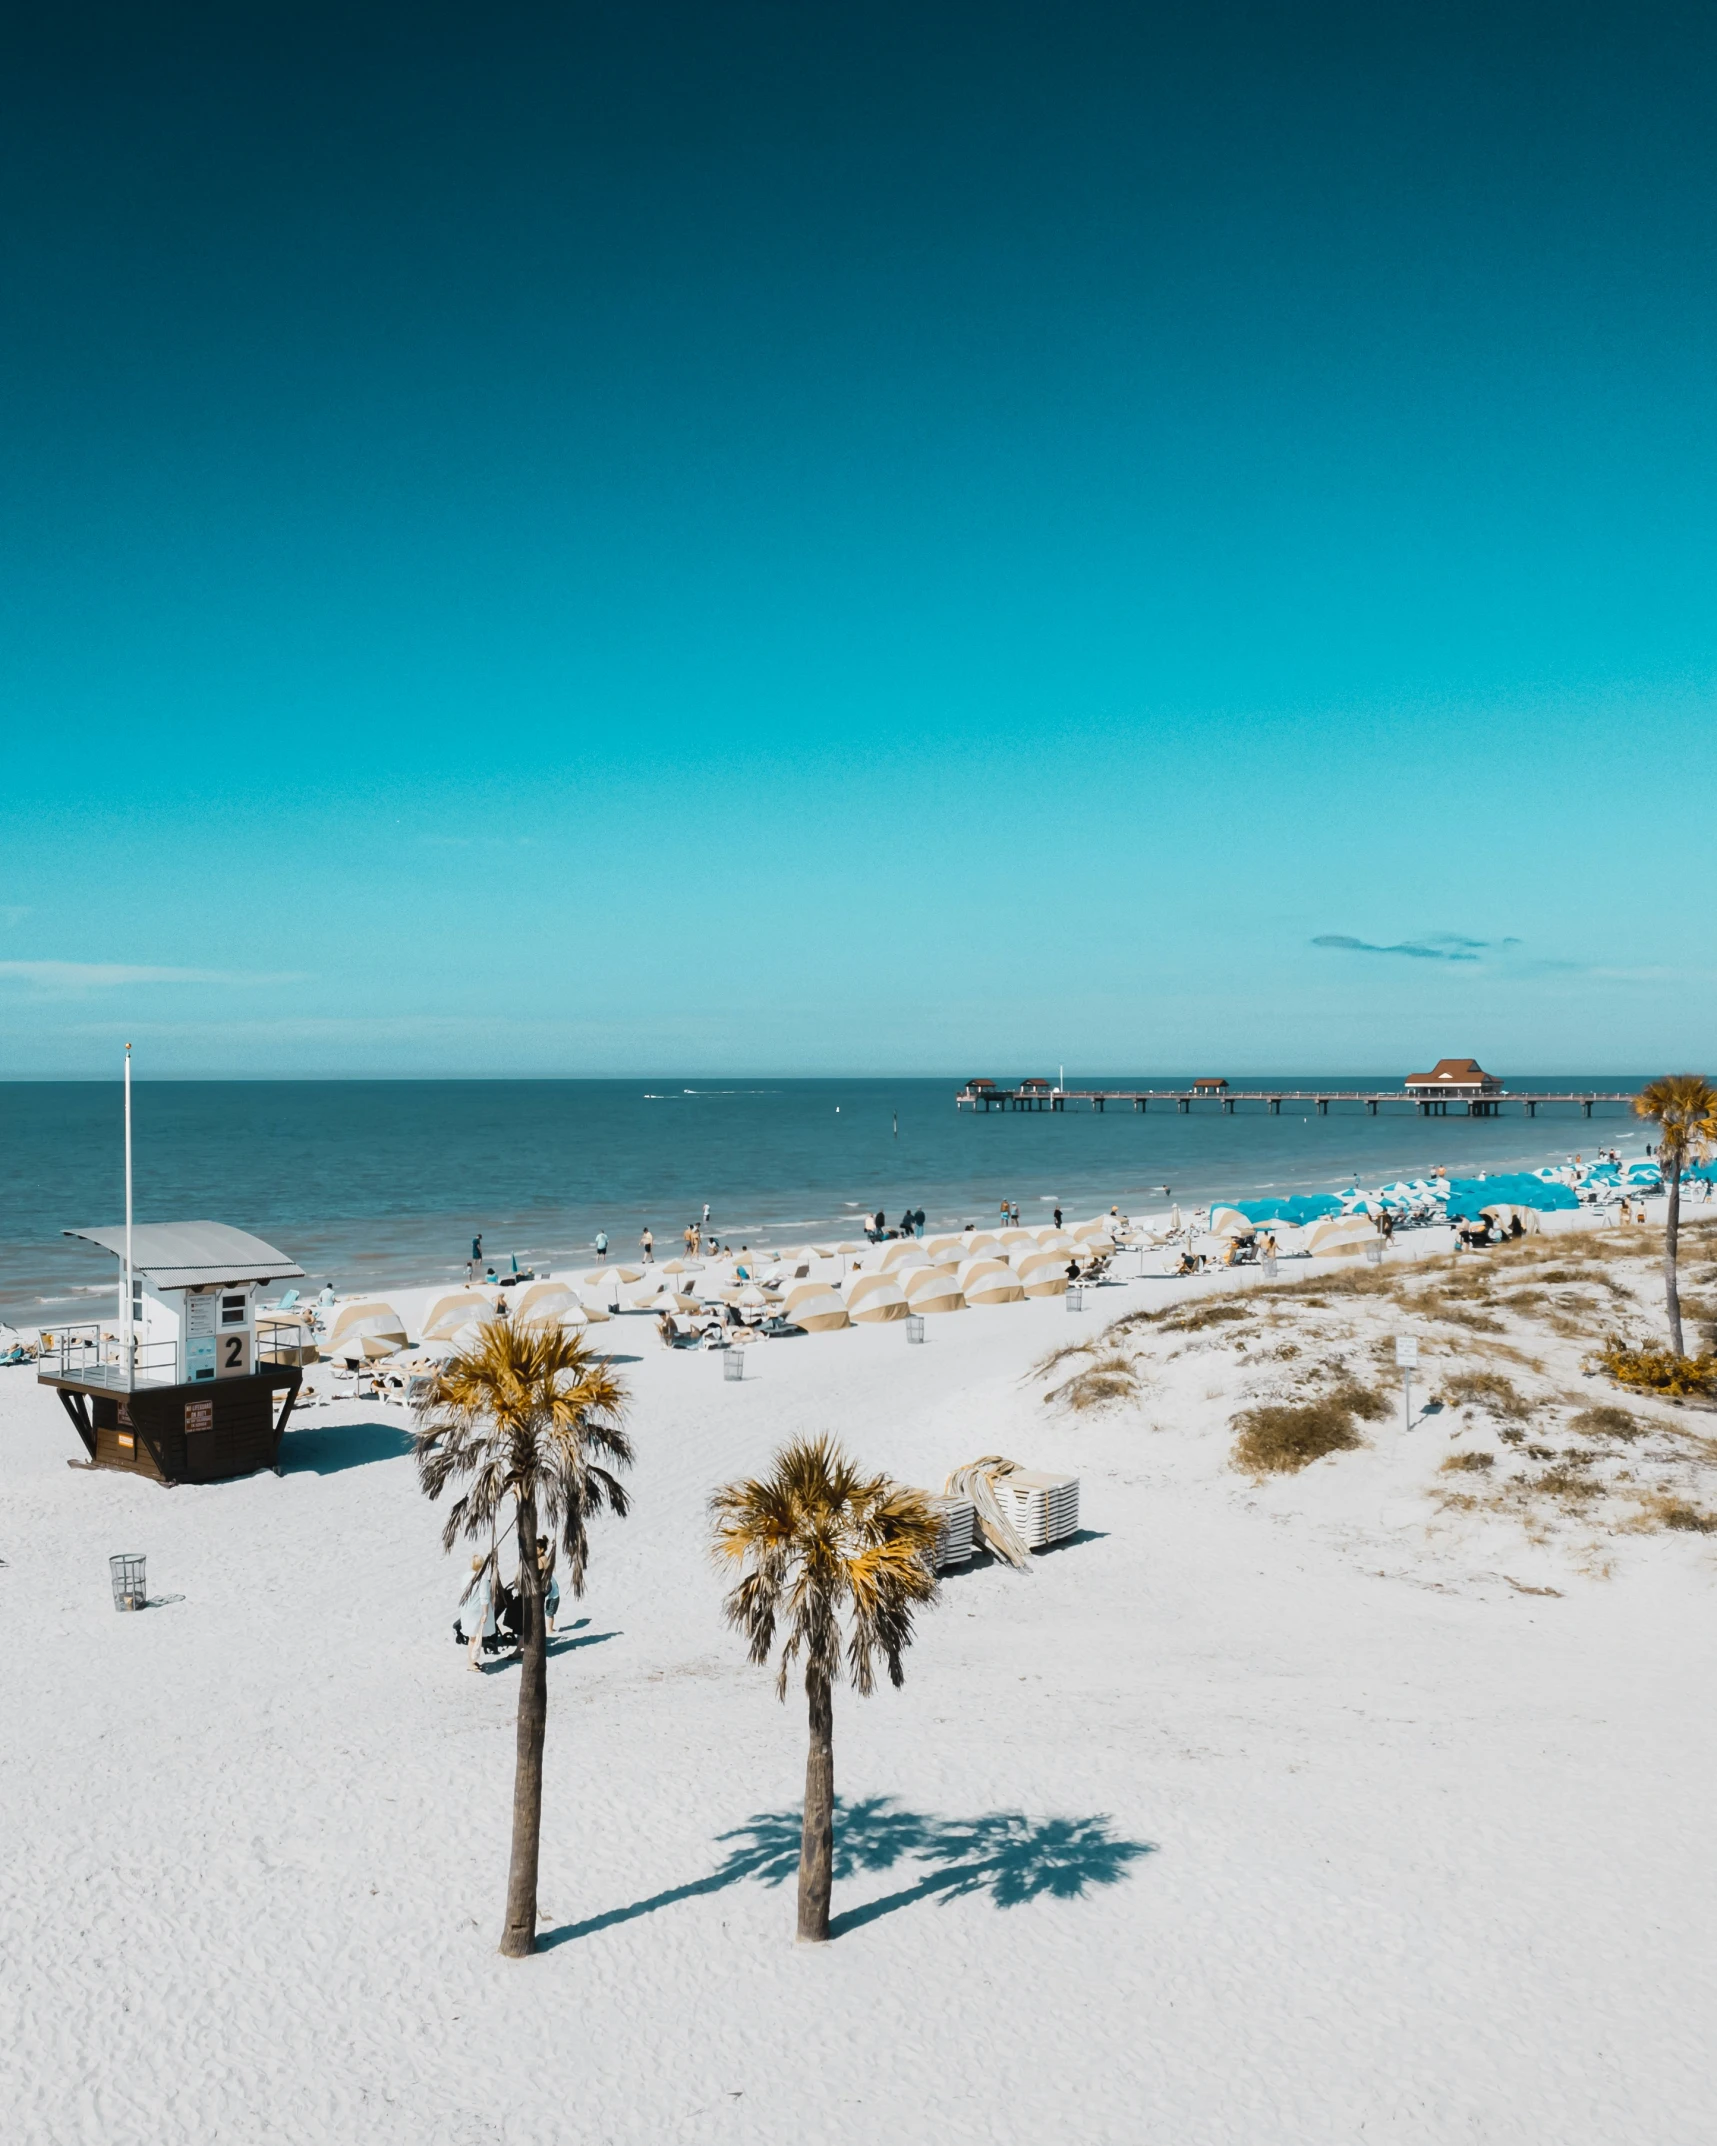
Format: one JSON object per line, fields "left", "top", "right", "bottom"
{"left": 956, "top": 1077, "right": 1636, "bottom": 1120}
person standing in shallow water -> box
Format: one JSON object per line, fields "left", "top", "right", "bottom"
{"left": 640, "top": 1226, "right": 654, "bottom": 1262}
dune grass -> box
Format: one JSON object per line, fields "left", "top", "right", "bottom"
{"left": 1232, "top": 1398, "right": 1366, "bottom": 1477}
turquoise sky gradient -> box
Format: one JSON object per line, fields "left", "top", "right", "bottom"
{"left": 3, "top": 2, "right": 1715, "bottom": 1076}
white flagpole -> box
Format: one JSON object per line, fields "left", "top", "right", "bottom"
{"left": 123, "top": 1044, "right": 134, "bottom": 1378}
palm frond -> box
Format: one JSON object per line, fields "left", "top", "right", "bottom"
{"left": 710, "top": 1435, "right": 939, "bottom": 1702}
{"left": 414, "top": 1319, "right": 632, "bottom": 1592}
{"left": 1633, "top": 1074, "right": 1717, "bottom": 1163}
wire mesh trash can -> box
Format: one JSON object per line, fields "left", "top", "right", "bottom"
{"left": 1364, "top": 1239, "right": 1384, "bottom": 1266}
{"left": 109, "top": 1553, "right": 147, "bottom": 1612}
{"left": 723, "top": 1348, "right": 745, "bottom": 1382}
{"left": 1065, "top": 1285, "right": 1084, "bottom": 1312}
{"left": 906, "top": 1315, "right": 926, "bottom": 1344}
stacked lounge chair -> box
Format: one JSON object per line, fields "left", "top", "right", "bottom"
{"left": 925, "top": 1492, "right": 976, "bottom": 1570}
{"left": 990, "top": 1468, "right": 1080, "bottom": 1549}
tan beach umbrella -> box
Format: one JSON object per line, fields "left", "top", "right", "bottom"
{"left": 1303, "top": 1216, "right": 1381, "bottom": 1259}
{"left": 584, "top": 1265, "right": 642, "bottom": 1289}
{"left": 964, "top": 1268, "right": 1025, "bottom": 1305}
{"left": 903, "top": 1272, "right": 966, "bottom": 1314}
{"left": 835, "top": 1240, "right": 869, "bottom": 1256}
{"left": 1210, "top": 1207, "right": 1254, "bottom": 1238}
{"left": 810, "top": 1244, "right": 835, "bottom": 1258}
{"left": 421, "top": 1289, "right": 496, "bottom": 1339}
{"left": 846, "top": 1274, "right": 911, "bottom": 1323}
{"left": 784, "top": 1289, "right": 850, "bottom": 1332}
{"left": 659, "top": 1257, "right": 704, "bottom": 1275}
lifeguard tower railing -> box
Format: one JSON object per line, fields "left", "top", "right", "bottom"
{"left": 38, "top": 1322, "right": 314, "bottom": 1393}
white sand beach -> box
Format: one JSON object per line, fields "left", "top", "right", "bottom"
{"left": 3, "top": 1212, "right": 1714, "bottom": 2144}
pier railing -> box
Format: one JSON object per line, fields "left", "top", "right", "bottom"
{"left": 955, "top": 1086, "right": 1638, "bottom": 1119}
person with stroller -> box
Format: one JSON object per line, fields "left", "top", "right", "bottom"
{"left": 537, "top": 1537, "right": 561, "bottom": 1635}
{"left": 456, "top": 1553, "right": 496, "bottom": 1673}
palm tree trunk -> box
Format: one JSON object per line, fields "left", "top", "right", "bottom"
{"left": 1664, "top": 1163, "right": 1684, "bottom": 1358}
{"left": 796, "top": 1670, "right": 834, "bottom": 1943}
{"left": 500, "top": 1487, "right": 547, "bottom": 1957}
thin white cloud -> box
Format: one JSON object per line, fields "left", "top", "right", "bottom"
{"left": 0, "top": 961, "right": 309, "bottom": 993}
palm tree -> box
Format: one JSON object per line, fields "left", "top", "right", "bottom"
{"left": 416, "top": 1319, "right": 631, "bottom": 1957}
{"left": 1632, "top": 1074, "right": 1717, "bottom": 1356}
{"left": 710, "top": 1436, "right": 940, "bottom": 1943}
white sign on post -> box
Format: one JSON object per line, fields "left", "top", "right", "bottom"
{"left": 1394, "top": 1335, "right": 1419, "bottom": 1368}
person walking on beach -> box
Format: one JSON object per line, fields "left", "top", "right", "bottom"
{"left": 472, "top": 1232, "right": 483, "bottom": 1266}
{"left": 459, "top": 1554, "right": 495, "bottom": 1673}
{"left": 641, "top": 1226, "right": 654, "bottom": 1261}
{"left": 1053, "top": 1207, "right": 1062, "bottom": 1229}
{"left": 594, "top": 1229, "right": 608, "bottom": 1259}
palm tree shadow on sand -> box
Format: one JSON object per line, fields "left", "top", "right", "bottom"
{"left": 539, "top": 1796, "right": 1153, "bottom": 1947}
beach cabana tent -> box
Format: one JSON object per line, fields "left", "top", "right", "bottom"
{"left": 783, "top": 1289, "right": 850, "bottom": 1332}
{"left": 422, "top": 1290, "right": 496, "bottom": 1340}
{"left": 512, "top": 1281, "right": 598, "bottom": 1330}
{"left": 964, "top": 1267, "right": 1025, "bottom": 1305}
{"left": 957, "top": 1257, "right": 1010, "bottom": 1290}
{"left": 846, "top": 1274, "right": 911, "bottom": 1323}
{"left": 1210, "top": 1207, "right": 1256, "bottom": 1238}
{"left": 903, "top": 1269, "right": 966, "bottom": 1313}
{"left": 880, "top": 1240, "right": 931, "bottom": 1274}
{"left": 925, "top": 1234, "right": 964, "bottom": 1258}
{"left": 1016, "top": 1254, "right": 1071, "bottom": 1297}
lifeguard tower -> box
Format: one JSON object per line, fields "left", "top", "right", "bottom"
{"left": 40, "top": 1221, "right": 308, "bottom": 1484}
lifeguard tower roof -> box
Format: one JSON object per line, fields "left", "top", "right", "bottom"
{"left": 63, "top": 1220, "right": 304, "bottom": 1288}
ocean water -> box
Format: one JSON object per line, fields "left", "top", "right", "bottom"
{"left": 0, "top": 1076, "right": 1649, "bottom": 1325}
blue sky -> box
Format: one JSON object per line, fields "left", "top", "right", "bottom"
{"left": 3, "top": 1, "right": 1715, "bottom": 1077}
